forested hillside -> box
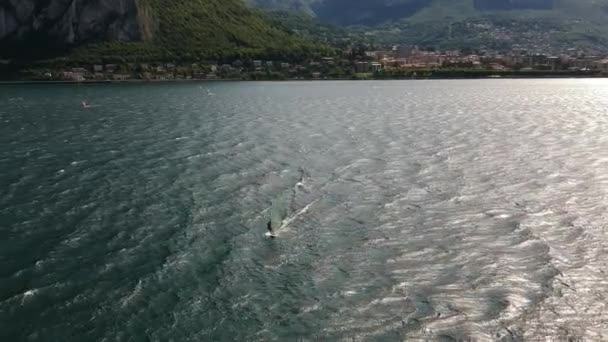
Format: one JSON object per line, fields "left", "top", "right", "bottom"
{"left": 0, "top": 0, "right": 329, "bottom": 63}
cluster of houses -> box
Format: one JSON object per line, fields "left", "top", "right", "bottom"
{"left": 42, "top": 60, "right": 334, "bottom": 81}
{"left": 29, "top": 45, "right": 608, "bottom": 82}
{"left": 52, "top": 63, "right": 216, "bottom": 82}
{"left": 360, "top": 45, "right": 608, "bottom": 72}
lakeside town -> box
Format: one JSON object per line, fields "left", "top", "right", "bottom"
{"left": 16, "top": 45, "right": 608, "bottom": 82}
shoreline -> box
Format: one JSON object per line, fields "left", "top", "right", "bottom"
{"left": 1, "top": 74, "right": 607, "bottom": 85}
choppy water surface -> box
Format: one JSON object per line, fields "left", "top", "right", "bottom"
{"left": 2, "top": 80, "right": 608, "bottom": 341}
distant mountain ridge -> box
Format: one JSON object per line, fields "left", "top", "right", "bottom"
{"left": 250, "top": 0, "right": 433, "bottom": 25}
{"left": 473, "top": 0, "right": 554, "bottom": 11}
{"left": 249, "top": 0, "right": 607, "bottom": 25}
{"left": 249, "top": 0, "right": 608, "bottom": 51}
{"left": 249, "top": 0, "right": 318, "bottom": 15}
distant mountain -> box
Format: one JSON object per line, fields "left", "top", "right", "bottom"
{"left": 248, "top": 0, "right": 318, "bottom": 15}
{"left": 249, "top": 0, "right": 433, "bottom": 25}
{"left": 249, "top": 0, "right": 608, "bottom": 25}
{"left": 473, "top": 0, "right": 554, "bottom": 11}
{"left": 249, "top": 0, "right": 608, "bottom": 51}
{"left": 0, "top": 0, "right": 326, "bottom": 62}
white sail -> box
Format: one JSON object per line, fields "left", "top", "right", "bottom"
{"left": 270, "top": 192, "right": 289, "bottom": 230}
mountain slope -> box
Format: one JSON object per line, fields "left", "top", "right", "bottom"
{"left": 0, "top": 0, "right": 326, "bottom": 61}
{"left": 388, "top": 0, "right": 608, "bottom": 51}
{"left": 250, "top": 0, "right": 608, "bottom": 25}
{"left": 247, "top": 0, "right": 318, "bottom": 15}
{"left": 249, "top": 0, "right": 608, "bottom": 51}
{"left": 249, "top": 0, "right": 433, "bottom": 25}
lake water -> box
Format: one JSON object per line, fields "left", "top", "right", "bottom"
{"left": 2, "top": 80, "right": 608, "bottom": 341}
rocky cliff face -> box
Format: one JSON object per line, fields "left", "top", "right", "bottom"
{"left": 0, "top": 0, "right": 143, "bottom": 54}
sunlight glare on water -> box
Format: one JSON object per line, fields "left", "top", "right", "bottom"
{"left": 2, "top": 79, "right": 608, "bottom": 341}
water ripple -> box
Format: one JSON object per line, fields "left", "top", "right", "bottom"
{"left": 2, "top": 80, "right": 608, "bottom": 340}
